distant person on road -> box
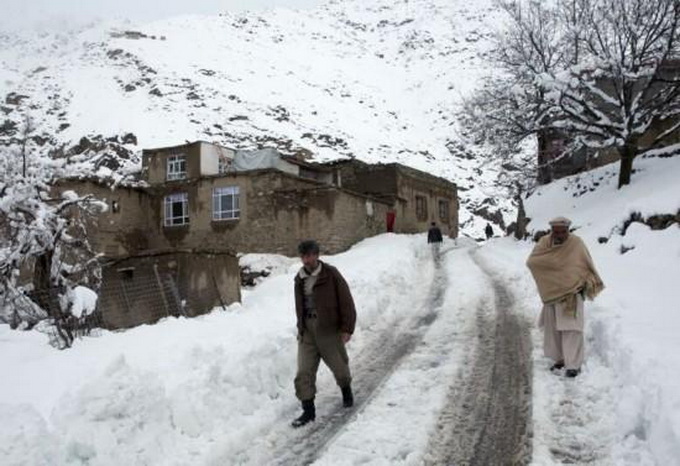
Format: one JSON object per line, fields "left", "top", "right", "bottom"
{"left": 292, "top": 240, "right": 357, "bottom": 428}
{"left": 485, "top": 222, "right": 494, "bottom": 240}
{"left": 526, "top": 217, "right": 604, "bottom": 378}
{"left": 428, "top": 222, "right": 444, "bottom": 260}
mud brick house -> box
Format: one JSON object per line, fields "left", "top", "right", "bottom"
{"left": 55, "top": 178, "right": 241, "bottom": 330}
{"left": 140, "top": 142, "right": 389, "bottom": 255}
{"left": 60, "top": 142, "right": 399, "bottom": 328}
{"left": 538, "top": 119, "right": 680, "bottom": 183}
{"left": 327, "top": 159, "right": 459, "bottom": 238}
{"left": 61, "top": 142, "right": 459, "bottom": 329}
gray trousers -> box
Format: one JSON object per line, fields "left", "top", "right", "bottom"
{"left": 539, "top": 294, "right": 585, "bottom": 370}
{"left": 430, "top": 242, "right": 441, "bottom": 260}
{"left": 295, "top": 317, "right": 351, "bottom": 401}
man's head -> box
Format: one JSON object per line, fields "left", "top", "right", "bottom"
{"left": 298, "top": 240, "right": 320, "bottom": 271}
{"left": 549, "top": 216, "right": 572, "bottom": 245}
{"left": 431, "top": 222, "right": 436, "bottom": 227}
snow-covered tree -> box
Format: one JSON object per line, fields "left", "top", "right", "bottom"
{"left": 0, "top": 133, "right": 106, "bottom": 347}
{"left": 463, "top": 0, "right": 680, "bottom": 188}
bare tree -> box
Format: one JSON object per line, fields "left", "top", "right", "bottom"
{"left": 462, "top": 0, "right": 680, "bottom": 188}
{"left": 19, "top": 113, "right": 35, "bottom": 177}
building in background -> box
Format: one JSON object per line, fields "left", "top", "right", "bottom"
{"left": 328, "top": 159, "right": 459, "bottom": 239}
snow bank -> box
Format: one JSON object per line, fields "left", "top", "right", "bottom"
{"left": 479, "top": 155, "right": 680, "bottom": 465}
{"left": 0, "top": 233, "right": 435, "bottom": 465}
{"left": 525, "top": 155, "right": 680, "bottom": 238}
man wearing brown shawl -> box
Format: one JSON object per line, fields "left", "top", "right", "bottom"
{"left": 526, "top": 217, "right": 605, "bottom": 378}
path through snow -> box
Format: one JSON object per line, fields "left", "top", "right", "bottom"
{"left": 242, "top": 243, "right": 534, "bottom": 465}
{"left": 424, "top": 252, "right": 532, "bottom": 465}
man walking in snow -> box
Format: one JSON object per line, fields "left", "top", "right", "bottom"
{"left": 526, "top": 217, "right": 604, "bottom": 378}
{"left": 427, "top": 222, "right": 444, "bottom": 260}
{"left": 292, "top": 240, "right": 356, "bottom": 428}
{"left": 485, "top": 222, "right": 494, "bottom": 240}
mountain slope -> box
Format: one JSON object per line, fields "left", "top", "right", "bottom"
{"left": 0, "top": 0, "right": 514, "bottom": 236}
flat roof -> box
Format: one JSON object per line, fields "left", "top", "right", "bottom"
{"left": 142, "top": 140, "right": 236, "bottom": 153}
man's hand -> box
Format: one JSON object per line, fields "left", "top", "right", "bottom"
{"left": 341, "top": 332, "right": 352, "bottom": 343}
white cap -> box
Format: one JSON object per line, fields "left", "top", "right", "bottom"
{"left": 549, "top": 216, "right": 572, "bottom": 227}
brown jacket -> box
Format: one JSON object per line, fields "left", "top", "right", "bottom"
{"left": 294, "top": 261, "right": 356, "bottom": 336}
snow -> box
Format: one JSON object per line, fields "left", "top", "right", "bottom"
{"left": 69, "top": 286, "right": 98, "bottom": 318}
{"left": 0, "top": 234, "right": 456, "bottom": 465}
{"left": 314, "top": 242, "right": 488, "bottom": 464}
{"left": 476, "top": 155, "right": 680, "bottom": 465}
{"left": 1, "top": 0, "right": 679, "bottom": 462}
{"left": 1, "top": 153, "right": 679, "bottom": 465}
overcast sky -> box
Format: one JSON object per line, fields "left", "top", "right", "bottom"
{"left": 0, "top": 0, "right": 326, "bottom": 30}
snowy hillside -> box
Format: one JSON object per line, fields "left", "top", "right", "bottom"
{"left": 0, "top": 0, "right": 514, "bottom": 236}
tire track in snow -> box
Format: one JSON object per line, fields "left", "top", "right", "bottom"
{"left": 424, "top": 251, "right": 533, "bottom": 466}
{"left": 267, "top": 250, "right": 450, "bottom": 466}
{"left": 535, "top": 325, "right": 618, "bottom": 464}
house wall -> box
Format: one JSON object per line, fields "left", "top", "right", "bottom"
{"left": 276, "top": 158, "right": 300, "bottom": 176}
{"left": 149, "top": 170, "right": 389, "bottom": 255}
{"left": 143, "top": 142, "right": 202, "bottom": 184}
{"left": 98, "top": 251, "right": 240, "bottom": 329}
{"left": 329, "top": 160, "right": 459, "bottom": 238}
{"left": 200, "top": 143, "right": 235, "bottom": 176}
{"left": 537, "top": 120, "right": 680, "bottom": 185}
{"left": 54, "top": 180, "right": 155, "bottom": 258}
{"left": 394, "top": 167, "right": 459, "bottom": 238}
{"left": 272, "top": 174, "right": 389, "bottom": 254}
{"left": 334, "top": 161, "right": 399, "bottom": 200}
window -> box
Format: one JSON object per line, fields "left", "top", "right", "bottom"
{"left": 415, "top": 195, "right": 427, "bottom": 221}
{"left": 212, "top": 186, "right": 240, "bottom": 220}
{"left": 164, "top": 193, "right": 189, "bottom": 226}
{"left": 117, "top": 267, "right": 134, "bottom": 281}
{"left": 439, "top": 200, "right": 449, "bottom": 221}
{"left": 167, "top": 154, "right": 187, "bottom": 180}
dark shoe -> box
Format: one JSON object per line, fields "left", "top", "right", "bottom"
{"left": 291, "top": 399, "right": 315, "bottom": 428}
{"left": 341, "top": 386, "right": 354, "bottom": 408}
{"left": 550, "top": 361, "right": 565, "bottom": 371}
{"left": 565, "top": 369, "right": 581, "bottom": 378}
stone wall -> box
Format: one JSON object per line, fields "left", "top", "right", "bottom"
{"left": 149, "top": 170, "right": 389, "bottom": 255}
{"left": 99, "top": 251, "right": 240, "bottom": 329}
{"left": 328, "top": 160, "right": 459, "bottom": 238}
{"left": 55, "top": 180, "right": 155, "bottom": 258}
{"left": 142, "top": 142, "right": 202, "bottom": 184}
{"left": 394, "top": 167, "right": 459, "bottom": 238}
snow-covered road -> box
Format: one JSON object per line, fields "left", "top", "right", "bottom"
{"left": 223, "top": 241, "right": 534, "bottom": 466}
{"left": 425, "top": 252, "right": 532, "bottom": 466}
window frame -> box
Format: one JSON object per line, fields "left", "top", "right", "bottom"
{"left": 438, "top": 200, "right": 449, "bottom": 222}
{"left": 166, "top": 154, "right": 187, "bottom": 181}
{"left": 164, "top": 192, "right": 189, "bottom": 226}
{"left": 212, "top": 186, "right": 240, "bottom": 221}
{"left": 415, "top": 195, "right": 428, "bottom": 221}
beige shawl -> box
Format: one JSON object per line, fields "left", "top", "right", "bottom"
{"left": 526, "top": 233, "right": 604, "bottom": 314}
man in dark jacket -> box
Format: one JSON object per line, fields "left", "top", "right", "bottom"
{"left": 292, "top": 240, "right": 357, "bottom": 428}
{"left": 427, "top": 222, "right": 444, "bottom": 260}
{"left": 485, "top": 222, "right": 494, "bottom": 240}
